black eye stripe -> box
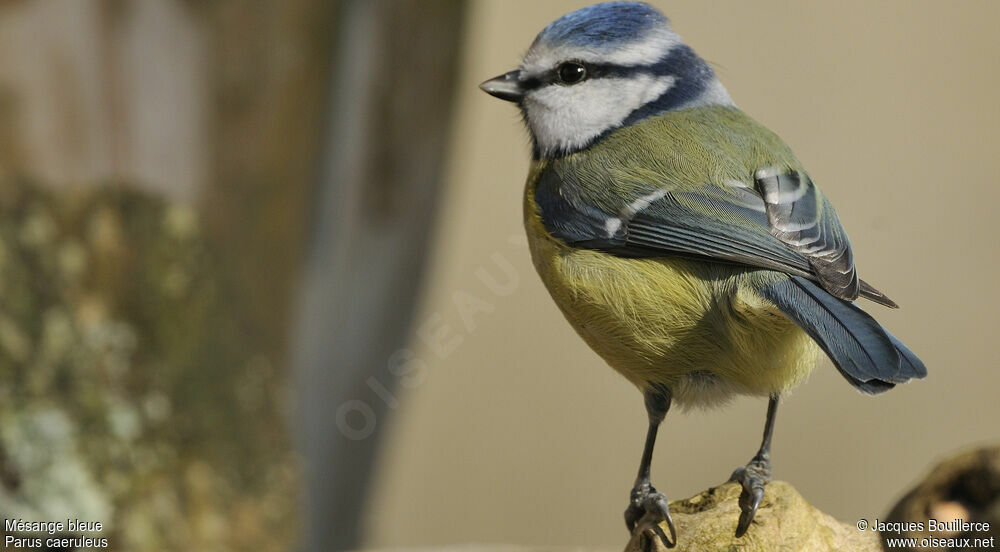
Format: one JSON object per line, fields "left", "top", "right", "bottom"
{"left": 521, "top": 76, "right": 545, "bottom": 91}
{"left": 520, "top": 61, "right": 669, "bottom": 91}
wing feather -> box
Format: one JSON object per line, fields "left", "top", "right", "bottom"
{"left": 534, "top": 165, "right": 897, "bottom": 307}
{"left": 755, "top": 169, "right": 859, "bottom": 300}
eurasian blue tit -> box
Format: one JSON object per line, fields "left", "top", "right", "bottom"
{"left": 480, "top": 1, "right": 926, "bottom": 546}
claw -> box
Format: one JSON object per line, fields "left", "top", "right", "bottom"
{"left": 735, "top": 482, "right": 764, "bottom": 537}
{"left": 647, "top": 492, "right": 676, "bottom": 548}
{"left": 729, "top": 458, "right": 772, "bottom": 538}
{"left": 624, "top": 484, "right": 677, "bottom": 549}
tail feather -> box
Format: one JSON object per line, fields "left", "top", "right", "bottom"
{"left": 759, "top": 276, "right": 925, "bottom": 394}
{"left": 886, "top": 329, "right": 928, "bottom": 380}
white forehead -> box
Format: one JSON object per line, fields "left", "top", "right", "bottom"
{"left": 520, "top": 26, "right": 681, "bottom": 76}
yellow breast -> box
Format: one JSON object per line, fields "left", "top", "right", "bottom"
{"left": 523, "top": 173, "right": 819, "bottom": 407}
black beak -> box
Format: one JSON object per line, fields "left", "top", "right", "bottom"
{"left": 479, "top": 70, "right": 524, "bottom": 102}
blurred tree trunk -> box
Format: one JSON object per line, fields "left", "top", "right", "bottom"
{"left": 203, "top": 0, "right": 339, "bottom": 359}
{"left": 0, "top": 0, "right": 343, "bottom": 550}
{"left": 291, "top": 0, "right": 467, "bottom": 550}
{"left": 0, "top": 0, "right": 466, "bottom": 550}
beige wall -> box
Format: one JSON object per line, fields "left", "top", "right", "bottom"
{"left": 363, "top": 1, "right": 1000, "bottom": 547}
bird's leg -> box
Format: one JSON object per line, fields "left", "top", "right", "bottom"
{"left": 730, "top": 395, "right": 779, "bottom": 537}
{"left": 624, "top": 384, "right": 676, "bottom": 549}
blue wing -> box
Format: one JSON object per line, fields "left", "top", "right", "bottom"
{"left": 535, "top": 166, "right": 897, "bottom": 307}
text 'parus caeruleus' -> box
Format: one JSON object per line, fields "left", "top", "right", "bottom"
{"left": 480, "top": 1, "right": 926, "bottom": 547}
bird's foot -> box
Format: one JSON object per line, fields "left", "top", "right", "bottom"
{"left": 624, "top": 482, "right": 676, "bottom": 549}
{"left": 729, "top": 455, "right": 772, "bottom": 537}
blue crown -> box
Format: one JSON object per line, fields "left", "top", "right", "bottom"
{"left": 534, "top": 2, "right": 668, "bottom": 50}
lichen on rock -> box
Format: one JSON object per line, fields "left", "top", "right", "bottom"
{"left": 0, "top": 175, "right": 299, "bottom": 551}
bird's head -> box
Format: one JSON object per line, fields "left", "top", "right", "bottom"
{"left": 480, "top": 2, "right": 732, "bottom": 159}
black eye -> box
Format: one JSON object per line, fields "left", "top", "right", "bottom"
{"left": 557, "top": 62, "right": 587, "bottom": 85}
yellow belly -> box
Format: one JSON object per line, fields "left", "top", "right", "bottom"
{"left": 526, "top": 217, "right": 819, "bottom": 407}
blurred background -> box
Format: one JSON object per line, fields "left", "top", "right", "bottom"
{"left": 0, "top": 1, "right": 997, "bottom": 551}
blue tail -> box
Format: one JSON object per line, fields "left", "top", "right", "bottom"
{"left": 758, "top": 276, "right": 926, "bottom": 394}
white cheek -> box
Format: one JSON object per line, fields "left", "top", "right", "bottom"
{"left": 525, "top": 75, "right": 675, "bottom": 156}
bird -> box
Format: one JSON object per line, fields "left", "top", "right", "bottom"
{"left": 479, "top": 1, "right": 926, "bottom": 548}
